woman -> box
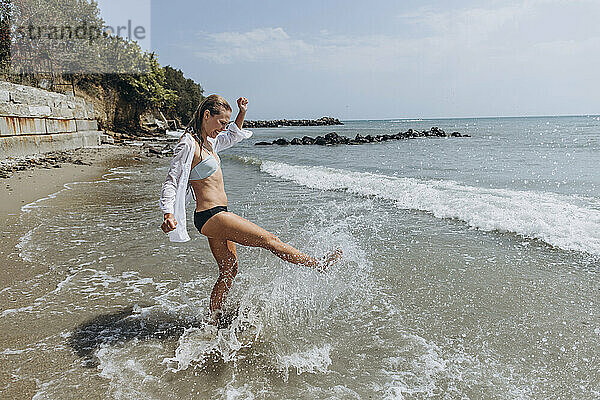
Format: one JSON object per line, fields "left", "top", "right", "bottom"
{"left": 159, "top": 95, "right": 342, "bottom": 325}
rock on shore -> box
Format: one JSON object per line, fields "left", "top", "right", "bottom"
{"left": 0, "top": 135, "right": 177, "bottom": 179}
{"left": 255, "top": 127, "right": 469, "bottom": 146}
{"left": 244, "top": 116, "right": 342, "bottom": 128}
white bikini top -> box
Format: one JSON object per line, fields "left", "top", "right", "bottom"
{"left": 189, "top": 143, "right": 220, "bottom": 180}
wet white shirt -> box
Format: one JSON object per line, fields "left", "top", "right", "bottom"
{"left": 159, "top": 123, "right": 253, "bottom": 242}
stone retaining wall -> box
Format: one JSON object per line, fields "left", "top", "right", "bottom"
{"left": 0, "top": 81, "right": 102, "bottom": 159}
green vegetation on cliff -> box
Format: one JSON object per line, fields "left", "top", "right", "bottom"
{"left": 163, "top": 65, "right": 204, "bottom": 126}
{"left": 0, "top": 2, "right": 9, "bottom": 75}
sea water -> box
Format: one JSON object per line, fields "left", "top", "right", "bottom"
{"left": 1, "top": 116, "right": 599, "bottom": 399}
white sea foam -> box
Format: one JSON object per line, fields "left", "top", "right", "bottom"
{"left": 276, "top": 344, "right": 332, "bottom": 381}
{"left": 0, "top": 347, "right": 28, "bottom": 355}
{"left": 20, "top": 181, "right": 84, "bottom": 213}
{"left": 249, "top": 159, "right": 600, "bottom": 256}
{"left": 1, "top": 304, "right": 34, "bottom": 317}
{"left": 221, "top": 383, "right": 255, "bottom": 400}
{"left": 163, "top": 322, "right": 257, "bottom": 372}
{"left": 381, "top": 334, "right": 533, "bottom": 399}
{"left": 16, "top": 227, "right": 37, "bottom": 262}
{"left": 96, "top": 341, "right": 162, "bottom": 400}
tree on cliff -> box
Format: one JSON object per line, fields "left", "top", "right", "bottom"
{"left": 0, "top": 2, "right": 10, "bottom": 75}
{"left": 118, "top": 53, "right": 177, "bottom": 111}
{"left": 163, "top": 65, "right": 204, "bottom": 126}
{"left": 2, "top": 0, "right": 149, "bottom": 76}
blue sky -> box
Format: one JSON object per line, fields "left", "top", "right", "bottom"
{"left": 100, "top": 0, "right": 599, "bottom": 119}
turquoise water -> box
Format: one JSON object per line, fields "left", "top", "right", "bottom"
{"left": 2, "top": 116, "right": 599, "bottom": 399}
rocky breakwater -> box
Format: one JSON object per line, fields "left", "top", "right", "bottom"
{"left": 255, "top": 127, "right": 469, "bottom": 146}
{"left": 244, "top": 116, "right": 342, "bottom": 128}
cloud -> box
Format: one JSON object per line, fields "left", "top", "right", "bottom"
{"left": 398, "top": 0, "right": 600, "bottom": 44}
{"left": 397, "top": 3, "right": 525, "bottom": 38}
{"left": 188, "top": 1, "right": 599, "bottom": 77}
{"left": 192, "top": 27, "right": 314, "bottom": 64}
{"left": 191, "top": 26, "right": 426, "bottom": 73}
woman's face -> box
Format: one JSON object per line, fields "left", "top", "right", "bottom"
{"left": 203, "top": 109, "right": 232, "bottom": 138}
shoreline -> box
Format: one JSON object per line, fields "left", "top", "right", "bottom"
{"left": 0, "top": 145, "right": 147, "bottom": 216}
{"left": 0, "top": 144, "right": 147, "bottom": 301}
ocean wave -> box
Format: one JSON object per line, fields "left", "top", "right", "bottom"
{"left": 236, "top": 158, "right": 600, "bottom": 256}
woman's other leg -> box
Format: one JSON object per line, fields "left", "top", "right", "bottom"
{"left": 207, "top": 237, "right": 238, "bottom": 313}
{"left": 201, "top": 212, "right": 341, "bottom": 271}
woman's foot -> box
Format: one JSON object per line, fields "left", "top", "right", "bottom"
{"left": 317, "top": 248, "right": 343, "bottom": 273}
{"left": 208, "top": 307, "right": 238, "bottom": 329}
{"left": 208, "top": 310, "right": 221, "bottom": 326}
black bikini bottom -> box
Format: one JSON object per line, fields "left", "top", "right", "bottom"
{"left": 194, "top": 205, "right": 228, "bottom": 233}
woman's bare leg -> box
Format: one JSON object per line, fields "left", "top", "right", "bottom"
{"left": 207, "top": 238, "right": 238, "bottom": 315}
{"left": 201, "top": 212, "right": 342, "bottom": 272}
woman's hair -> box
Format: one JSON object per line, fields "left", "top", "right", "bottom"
{"left": 183, "top": 94, "right": 231, "bottom": 162}
{"left": 185, "top": 94, "right": 232, "bottom": 137}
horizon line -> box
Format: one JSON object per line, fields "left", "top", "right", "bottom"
{"left": 247, "top": 113, "right": 599, "bottom": 122}
{"left": 341, "top": 113, "right": 600, "bottom": 121}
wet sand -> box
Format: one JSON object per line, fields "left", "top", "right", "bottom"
{"left": 0, "top": 145, "right": 146, "bottom": 399}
